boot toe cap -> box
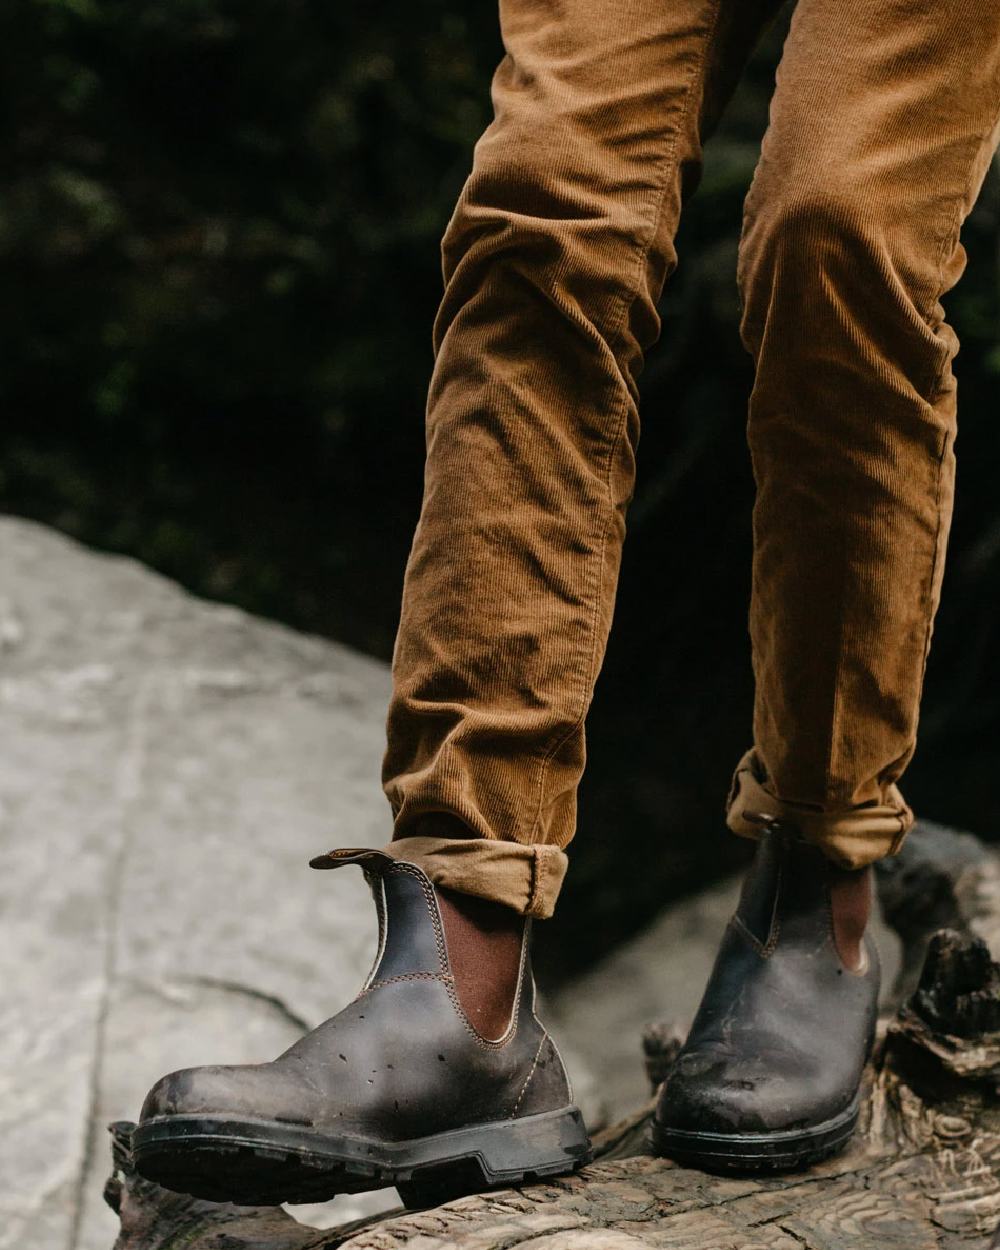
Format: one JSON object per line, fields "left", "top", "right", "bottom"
{"left": 655, "top": 1043, "right": 842, "bottom": 1136}
{"left": 140, "top": 1064, "right": 303, "bottom": 1124}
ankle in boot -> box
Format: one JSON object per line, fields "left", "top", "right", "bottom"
{"left": 652, "top": 824, "right": 880, "bottom": 1173}
{"left": 131, "top": 848, "right": 591, "bottom": 1206}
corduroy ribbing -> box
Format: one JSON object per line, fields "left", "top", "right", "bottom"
{"left": 374, "top": 0, "right": 1000, "bottom": 903}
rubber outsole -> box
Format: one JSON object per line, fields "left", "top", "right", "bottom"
{"left": 650, "top": 1096, "right": 860, "bottom": 1174}
{"left": 130, "top": 1105, "right": 592, "bottom": 1208}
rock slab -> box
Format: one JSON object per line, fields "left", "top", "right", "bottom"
{"left": 0, "top": 518, "right": 397, "bottom": 1250}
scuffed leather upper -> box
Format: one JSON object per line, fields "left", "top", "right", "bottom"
{"left": 655, "top": 828, "right": 880, "bottom": 1135}
{"left": 140, "top": 855, "right": 572, "bottom": 1140}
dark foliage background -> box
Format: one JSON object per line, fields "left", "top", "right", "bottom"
{"left": 4, "top": 0, "right": 999, "bottom": 976}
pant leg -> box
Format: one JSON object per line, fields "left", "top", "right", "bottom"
{"left": 378, "top": 0, "right": 783, "bottom": 916}
{"left": 726, "top": 0, "right": 1000, "bottom": 869}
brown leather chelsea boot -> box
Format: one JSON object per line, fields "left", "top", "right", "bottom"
{"left": 131, "top": 848, "right": 591, "bottom": 1207}
{"left": 652, "top": 823, "right": 880, "bottom": 1172}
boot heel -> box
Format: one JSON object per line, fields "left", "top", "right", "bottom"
{"left": 396, "top": 1106, "right": 592, "bottom": 1208}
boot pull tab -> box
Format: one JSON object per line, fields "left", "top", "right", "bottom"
{"left": 309, "top": 847, "right": 397, "bottom": 873}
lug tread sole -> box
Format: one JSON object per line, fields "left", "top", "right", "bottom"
{"left": 651, "top": 1096, "right": 860, "bottom": 1175}
{"left": 130, "top": 1107, "right": 592, "bottom": 1208}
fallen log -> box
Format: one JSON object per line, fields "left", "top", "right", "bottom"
{"left": 106, "top": 824, "right": 1000, "bottom": 1249}
{"left": 875, "top": 820, "right": 1000, "bottom": 1004}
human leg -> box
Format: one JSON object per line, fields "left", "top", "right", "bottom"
{"left": 728, "top": 0, "right": 1000, "bottom": 866}
{"left": 133, "top": 0, "right": 784, "bottom": 1202}
{"left": 656, "top": 0, "right": 1000, "bottom": 1172}
{"left": 380, "top": 0, "right": 785, "bottom": 919}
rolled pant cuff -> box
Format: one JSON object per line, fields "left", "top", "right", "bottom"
{"left": 311, "top": 836, "right": 568, "bottom": 919}
{"left": 725, "top": 747, "right": 914, "bottom": 870}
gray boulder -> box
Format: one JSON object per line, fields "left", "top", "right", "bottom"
{"left": 0, "top": 518, "right": 396, "bottom": 1250}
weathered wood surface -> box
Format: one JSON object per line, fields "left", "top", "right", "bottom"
{"left": 106, "top": 827, "right": 1000, "bottom": 1250}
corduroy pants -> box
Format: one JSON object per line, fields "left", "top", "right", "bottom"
{"left": 371, "top": 0, "right": 1000, "bottom": 916}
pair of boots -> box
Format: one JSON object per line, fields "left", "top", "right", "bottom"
{"left": 131, "top": 825, "right": 879, "bottom": 1205}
